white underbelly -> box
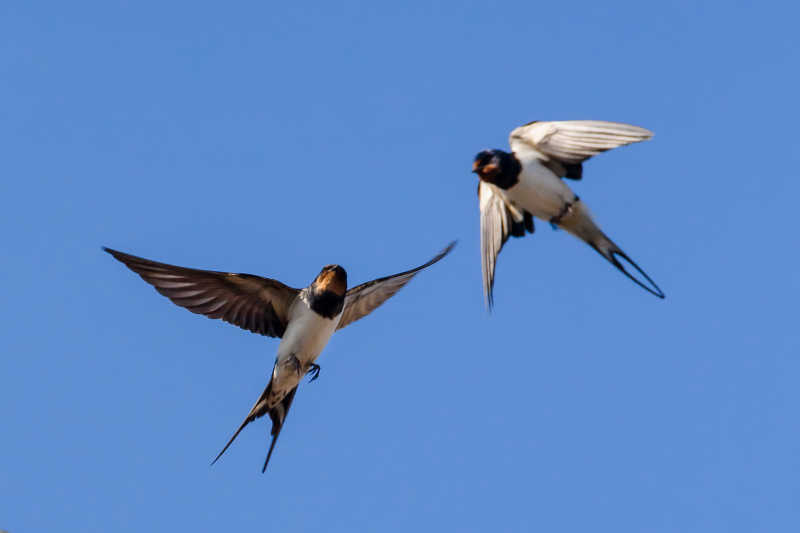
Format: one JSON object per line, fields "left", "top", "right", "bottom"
{"left": 506, "top": 159, "right": 576, "bottom": 220}
{"left": 277, "top": 303, "right": 341, "bottom": 365}
{"left": 266, "top": 300, "right": 341, "bottom": 401}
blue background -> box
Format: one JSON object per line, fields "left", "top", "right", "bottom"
{"left": 2, "top": 1, "right": 798, "bottom": 531}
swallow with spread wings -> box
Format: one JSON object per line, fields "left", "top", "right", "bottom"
{"left": 472, "top": 120, "right": 664, "bottom": 308}
{"left": 104, "top": 242, "right": 455, "bottom": 472}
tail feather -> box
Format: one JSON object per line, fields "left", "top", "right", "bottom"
{"left": 211, "top": 379, "right": 299, "bottom": 473}
{"left": 562, "top": 201, "right": 665, "bottom": 299}
{"left": 211, "top": 382, "right": 272, "bottom": 467}
{"left": 593, "top": 242, "right": 665, "bottom": 299}
{"left": 211, "top": 414, "right": 255, "bottom": 466}
{"left": 262, "top": 386, "right": 298, "bottom": 473}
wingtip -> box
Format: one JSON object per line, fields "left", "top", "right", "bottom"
{"left": 102, "top": 246, "right": 122, "bottom": 258}
{"left": 425, "top": 240, "right": 458, "bottom": 266}
{"left": 626, "top": 123, "right": 653, "bottom": 141}
{"left": 103, "top": 246, "right": 129, "bottom": 264}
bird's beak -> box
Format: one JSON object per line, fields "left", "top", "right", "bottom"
{"left": 472, "top": 161, "right": 481, "bottom": 173}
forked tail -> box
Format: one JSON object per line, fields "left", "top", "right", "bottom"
{"left": 592, "top": 241, "right": 665, "bottom": 298}
{"left": 261, "top": 386, "right": 298, "bottom": 473}
{"left": 211, "top": 379, "right": 299, "bottom": 473}
{"left": 561, "top": 201, "right": 665, "bottom": 299}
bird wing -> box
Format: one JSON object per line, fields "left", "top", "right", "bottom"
{"left": 336, "top": 241, "right": 456, "bottom": 330}
{"left": 509, "top": 120, "right": 653, "bottom": 169}
{"left": 104, "top": 247, "right": 299, "bottom": 338}
{"left": 479, "top": 181, "right": 534, "bottom": 310}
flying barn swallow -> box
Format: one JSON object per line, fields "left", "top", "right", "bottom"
{"left": 472, "top": 120, "right": 664, "bottom": 308}
{"left": 104, "top": 242, "right": 455, "bottom": 472}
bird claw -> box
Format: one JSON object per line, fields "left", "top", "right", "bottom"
{"left": 306, "top": 363, "right": 321, "bottom": 383}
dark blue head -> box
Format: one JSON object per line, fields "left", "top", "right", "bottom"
{"left": 473, "top": 149, "right": 501, "bottom": 176}
{"left": 472, "top": 149, "right": 519, "bottom": 188}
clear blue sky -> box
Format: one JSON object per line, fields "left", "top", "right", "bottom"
{"left": 2, "top": 1, "right": 798, "bottom": 531}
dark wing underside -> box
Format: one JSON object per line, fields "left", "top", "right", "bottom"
{"left": 104, "top": 247, "right": 299, "bottom": 337}
{"left": 336, "top": 241, "right": 456, "bottom": 330}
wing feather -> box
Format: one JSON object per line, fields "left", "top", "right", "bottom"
{"left": 509, "top": 120, "right": 652, "bottom": 165}
{"left": 336, "top": 242, "right": 456, "bottom": 330}
{"left": 479, "top": 181, "right": 534, "bottom": 309}
{"left": 104, "top": 247, "right": 298, "bottom": 338}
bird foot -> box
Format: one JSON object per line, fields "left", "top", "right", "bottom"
{"left": 306, "top": 363, "right": 321, "bottom": 383}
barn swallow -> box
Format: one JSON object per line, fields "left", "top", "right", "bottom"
{"left": 472, "top": 120, "right": 664, "bottom": 308}
{"left": 104, "top": 241, "right": 455, "bottom": 472}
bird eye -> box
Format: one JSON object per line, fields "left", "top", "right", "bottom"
{"left": 474, "top": 151, "right": 495, "bottom": 167}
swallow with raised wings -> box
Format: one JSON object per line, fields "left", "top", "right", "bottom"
{"left": 472, "top": 120, "right": 664, "bottom": 308}
{"left": 104, "top": 242, "right": 455, "bottom": 472}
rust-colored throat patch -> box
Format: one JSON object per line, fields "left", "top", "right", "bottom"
{"left": 314, "top": 265, "right": 347, "bottom": 296}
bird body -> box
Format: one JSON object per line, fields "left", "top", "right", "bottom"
{"left": 282, "top": 291, "right": 342, "bottom": 368}
{"left": 268, "top": 290, "right": 343, "bottom": 406}
{"left": 217, "top": 278, "right": 347, "bottom": 473}
{"left": 504, "top": 146, "right": 577, "bottom": 220}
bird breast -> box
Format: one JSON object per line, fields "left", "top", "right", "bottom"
{"left": 507, "top": 154, "right": 577, "bottom": 220}
{"left": 276, "top": 293, "right": 342, "bottom": 366}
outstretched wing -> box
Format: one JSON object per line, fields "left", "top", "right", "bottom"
{"left": 104, "top": 247, "right": 299, "bottom": 338}
{"left": 509, "top": 120, "right": 652, "bottom": 179}
{"left": 478, "top": 181, "right": 534, "bottom": 310}
{"left": 336, "top": 241, "right": 456, "bottom": 330}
